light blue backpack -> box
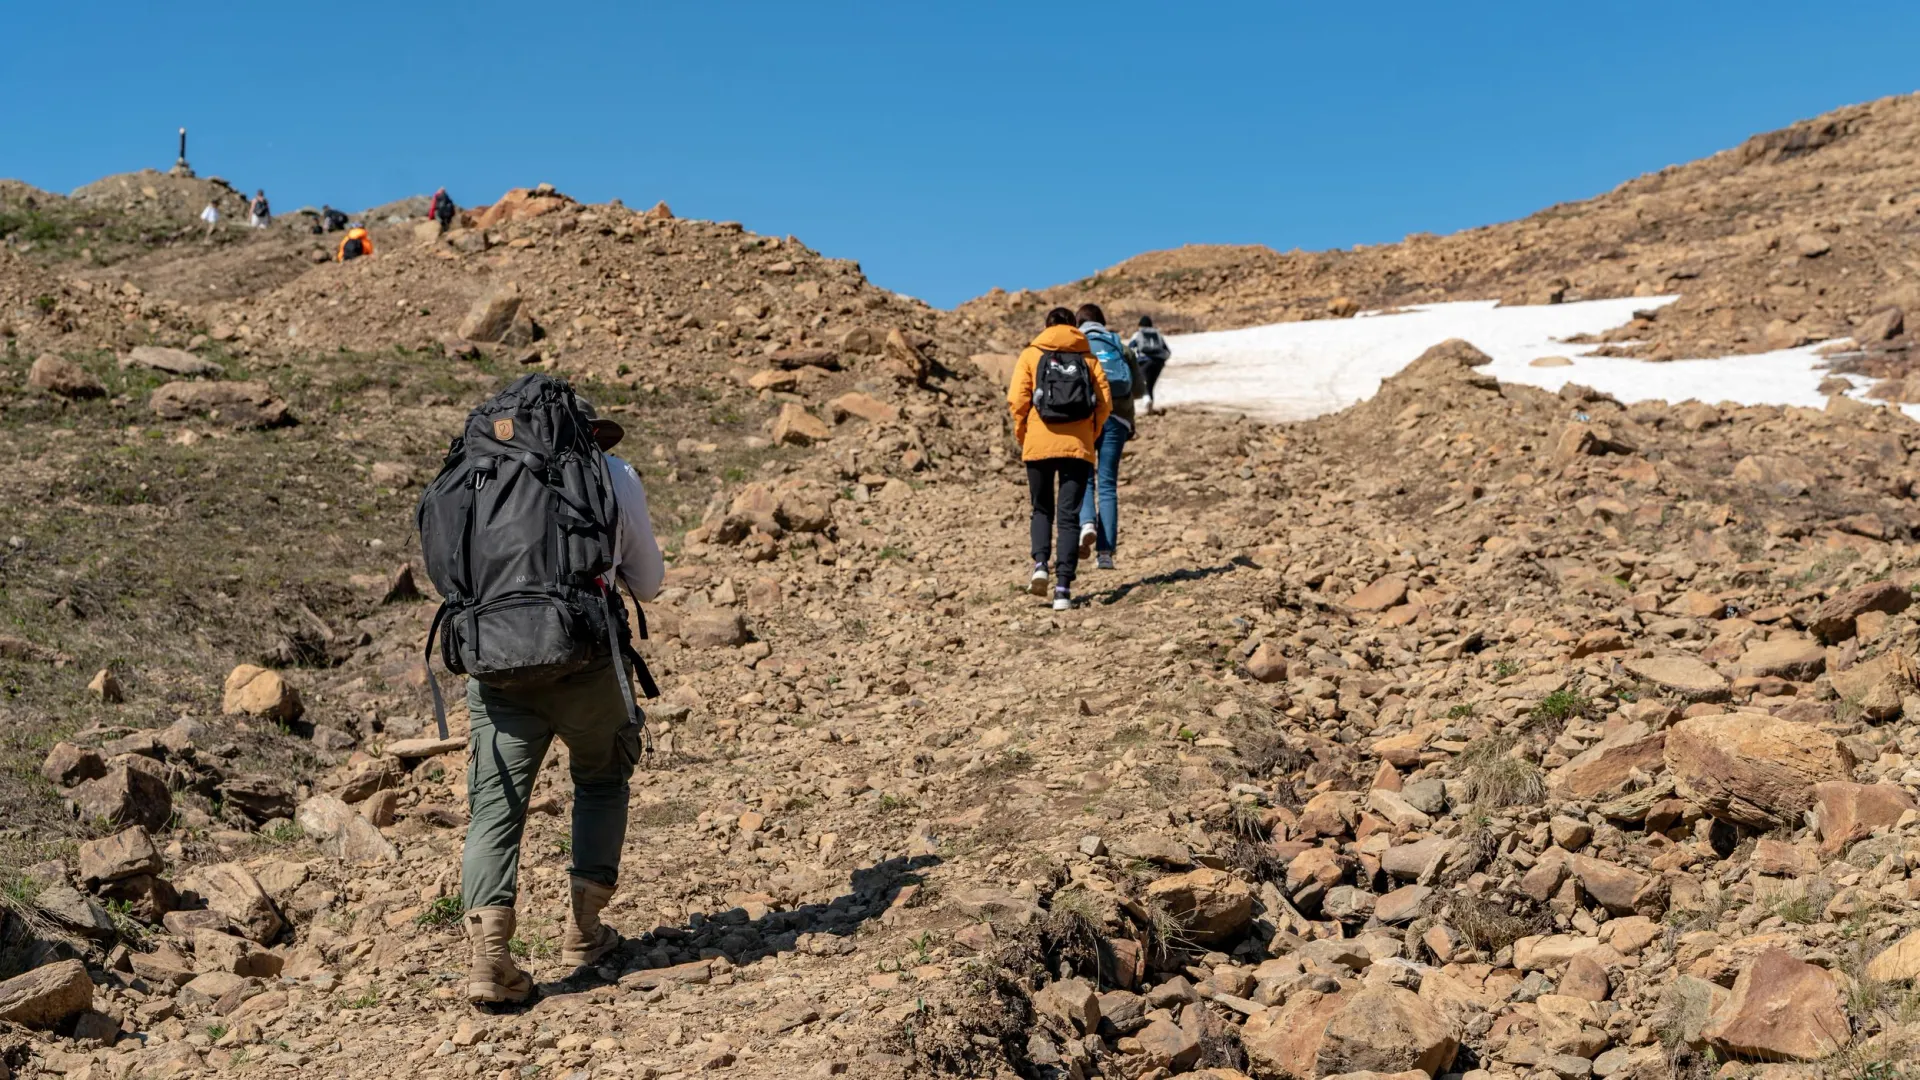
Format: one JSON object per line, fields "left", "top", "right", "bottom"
{"left": 1084, "top": 326, "right": 1132, "bottom": 399}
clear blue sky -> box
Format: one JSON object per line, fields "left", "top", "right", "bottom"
{"left": 4, "top": 2, "right": 1917, "bottom": 307}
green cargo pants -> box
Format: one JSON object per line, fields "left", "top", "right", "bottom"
{"left": 460, "top": 660, "right": 640, "bottom": 911}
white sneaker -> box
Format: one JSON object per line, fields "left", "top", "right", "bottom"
{"left": 1052, "top": 587, "right": 1072, "bottom": 611}
{"left": 1078, "top": 523, "right": 1097, "bottom": 560}
{"left": 1028, "top": 562, "right": 1049, "bottom": 597}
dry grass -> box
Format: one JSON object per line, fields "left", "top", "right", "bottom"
{"left": 1457, "top": 734, "right": 1545, "bottom": 808}
{"left": 1447, "top": 894, "right": 1551, "bottom": 954}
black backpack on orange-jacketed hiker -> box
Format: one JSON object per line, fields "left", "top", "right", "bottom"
{"left": 415, "top": 373, "right": 656, "bottom": 738}
{"left": 1032, "top": 349, "right": 1096, "bottom": 423}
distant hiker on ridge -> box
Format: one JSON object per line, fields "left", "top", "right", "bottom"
{"left": 1074, "top": 303, "right": 1141, "bottom": 571}
{"left": 335, "top": 224, "right": 373, "bottom": 262}
{"left": 1127, "top": 315, "right": 1173, "bottom": 413}
{"left": 320, "top": 205, "right": 348, "bottom": 233}
{"left": 429, "top": 188, "right": 458, "bottom": 233}
{"left": 199, "top": 202, "right": 219, "bottom": 238}
{"left": 248, "top": 189, "right": 271, "bottom": 229}
{"left": 416, "top": 375, "right": 665, "bottom": 1004}
{"left": 1009, "top": 306, "right": 1112, "bottom": 611}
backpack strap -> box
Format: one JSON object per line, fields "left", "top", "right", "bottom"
{"left": 423, "top": 602, "right": 452, "bottom": 740}
{"left": 601, "top": 580, "right": 659, "bottom": 757}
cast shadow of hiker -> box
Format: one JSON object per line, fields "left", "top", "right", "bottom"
{"left": 514, "top": 853, "right": 942, "bottom": 1005}
{"left": 1088, "top": 555, "right": 1256, "bottom": 606}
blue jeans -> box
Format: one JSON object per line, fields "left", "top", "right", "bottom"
{"left": 1078, "top": 417, "right": 1131, "bottom": 553}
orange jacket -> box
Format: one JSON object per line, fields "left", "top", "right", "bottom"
{"left": 1007, "top": 324, "right": 1112, "bottom": 463}
{"left": 335, "top": 228, "right": 374, "bottom": 261}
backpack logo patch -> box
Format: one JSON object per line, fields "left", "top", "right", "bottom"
{"left": 493, "top": 418, "right": 514, "bottom": 440}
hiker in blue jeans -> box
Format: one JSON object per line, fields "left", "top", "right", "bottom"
{"left": 1073, "top": 304, "right": 1142, "bottom": 571}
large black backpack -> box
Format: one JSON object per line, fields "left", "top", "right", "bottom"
{"left": 1032, "top": 349, "right": 1096, "bottom": 423}
{"left": 340, "top": 236, "right": 364, "bottom": 260}
{"left": 415, "top": 374, "right": 656, "bottom": 738}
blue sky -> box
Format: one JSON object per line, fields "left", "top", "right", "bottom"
{"left": 3, "top": 2, "right": 1917, "bottom": 307}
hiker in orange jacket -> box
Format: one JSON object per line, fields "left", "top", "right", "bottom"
{"left": 1008, "top": 307, "right": 1112, "bottom": 611}
{"left": 336, "top": 226, "right": 374, "bottom": 262}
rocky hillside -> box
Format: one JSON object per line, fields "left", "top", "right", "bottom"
{"left": 11, "top": 152, "right": 1920, "bottom": 1080}
{"left": 959, "top": 92, "right": 1920, "bottom": 364}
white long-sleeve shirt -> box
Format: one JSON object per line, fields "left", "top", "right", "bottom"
{"left": 604, "top": 454, "right": 664, "bottom": 601}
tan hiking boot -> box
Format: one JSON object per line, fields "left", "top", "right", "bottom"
{"left": 561, "top": 877, "right": 620, "bottom": 967}
{"left": 465, "top": 905, "right": 532, "bottom": 1004}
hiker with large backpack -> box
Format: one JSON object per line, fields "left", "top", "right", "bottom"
{"left": 415, "top": 374, "right": 665, "bottom": 1004}
{"left": 249, "top": 190, "right": 271, "bottom": 229}
{"left": 429, "top": 188, "right": 457, "bottom": 233}
{"left": 335, "top": 225, "right": 373, "bottom": 262}
{"left": 1008, "top": 307, "right": 1112, "bottom": 611}
{"left": 1127, "top": 315, "right": 1173, "bottom": 413}
{"left": 1074, "top": 303, "right": 1142, "bottom": 570}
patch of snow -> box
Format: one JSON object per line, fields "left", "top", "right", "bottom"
{"left": 1156, "top": 297, "right": 1853, "bottom": 422}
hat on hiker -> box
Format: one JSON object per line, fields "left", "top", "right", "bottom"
{"left": 589, "top": 417, "right": 624, "bottom": 452}
{"left": 1139, "top": 315, "right": 1154, "bottom": 328}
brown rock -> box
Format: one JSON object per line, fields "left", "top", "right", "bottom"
{"left": 78, "top": 825, "right": 162, "bottom": 884}
{"left": 1812, "top": 781, "right": 1916, "bottom": 853}
{"left": 1032, "top": 977, "right": 1100, "bottom": 1034}
{"left": 221, "top": 664, "right": 303, "bottom": 722}
{"left": 1247, "top": 642, "right": 1289, "bottom": 683}
{"left": 1142, "top": 867, "right": 1254, "bottom": 943}
{"left": 150, "top": 380, "right": 292, "bottom": 428}
{"left": 1134, "top": 1017, "right": 1202, "bottom": 1071}
{"left": 41, "top": 741, "right": 106, "bottom": 787}
{"left": 1548, "top": 726, "right": 1665, "bottom": 799}
{"left": 882, "top": 328, "right": 929, "bottom": 385}
{"left": 28, "top": 353, "right": 105, "bottom": 398}
{"left": 1243, "top": 988, "right": 1352, "bottom": 1080}
{"left": 1865, "top": 928, "right": 1920, "bottom": 983}
{"left": 333, "top": 756, "right": 402, "bottom": 802}
{"left": 771, "top": 403, "right": 830, "bottom": 446}
{"left": 682, "top": 609, "right": 750, "bottom": 648}
{"left": 1349, "top": 575, "right": 1409, "bottom": 613}
{"left": 1664, "top": 712, "right": 1854, "bottom": 828}
{"left": 179, "top": 863, "right": 283, "bottom": 944}
{"left": 1732, "top": 454, "right": 1816, "bottom": 497}
{"left": 1702, "top": 948, "right": 1849, "bottom": 1061}
{"left": 970, "top": 353, "right": 1018, "bottom": 386}
{"left": 1750, "top": 838, "right": 1822, "bottom": 876}
{"left": 1738, "top": 636, "right": 1827, "bottom": 680}
{"left": 0, "top": 959, "right": 93, "bottom": 1029}
{"left": 1569, "top": 854, "right": 1650, "bottom": 915}
{"left": 296, "top": 795, "right": 400, "bottom": 864}
{"left": 69, "top": 765, "right": 172, "bottom": 832}
{"left": 1858, "top": 306, "right": 1905, "bottom": 342}
{"left": 457, "top": 283, "right": 523, "bottom": 343}
{"left": 1559, "top": 954, "right": 1611, "bottom": 1001}
{"left": 827, "top": 392, "right": 899, "bottom": 425}
{"left": 1811, "top": 581, "right": 1912, "bottom": 644}
{"left": 361, "top": 788, "right": 399, "bottom": 827}
{"left": 218, "top": 774, "right": 296, "bottom": 823}
{"left": 1314, "top": 986, "right": 1458, "bottom": 1078}
{"left": 1623, "top": 655, "right": 1730, "bottom": 702}
{"left": 126, "top": 345, "right": 222, "bottom": 376}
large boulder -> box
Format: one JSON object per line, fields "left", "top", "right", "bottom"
{"left": 28, "top": 353, "right": 105, "bottom": 398}
{"left": 0, "top": 959, "right": 94, "bottom": 1028}
{"left": 221, "top": 664, "right": 303, "bottom": 722}
{"left": 1314, "top": 986, "right": 1458, "bottom": 1078}
{"left": 41, "top": 741, "right": 106, "bottom": 787}
{"left": 1142, "top": 867, "right": 1253, "bottom": 944}
{"left": 297, "top": 795, "right": 400, "bottom": 864}
{"left": 178, "top": 863, "right": 283, "bottom": 944}
{"left": 1810, "top": 581, "right": 1911, "bottom": 644}
{"left": 78, "top": 825, "right": 163, "bottom": 884}
{"left": 125, "top": 345, "right": 222, "bottom": 377}
{"left": 1348, "top": 575, "right": 1409, "bottom": 613}
{"left": 218, "top": 774, "right": 297, "bottom": 823}
{"left": 1664, "top": 713, "right": 1854, "bottom": 828}
{"left": 1732, "top": 454, "right": 1817, "bottom": 497}
{"left": 1243, "top": 987, "right": 1353, "bottom": 1080}
{"left": 681, "top": 610, "right": 750, "bottom": 648}
{"left": 771, "top": 403, "right": 830, "bottom": 446}
{"left": 69, "top": 764, "right": 172, "bottom": 832}
{"left": 1548, "top": 725, "right": 1665, "bottom": 799}
{"left": 1702, "top": 949, "right": 1850, "bottom": 1061}
{"left": 1737, "top": 636, "right": 1827, "bottom": 681}
{"left": 1812, "top": 782, "right": 1916, "bottom": 853}
{"left": 457, "top": 283, "right": 524, "bottom": 343}
{"left": 150, "top": 380, "right": 292, "bottom": 428}
{"left": 1867, "top": 929, "right": 1920, "bottom": 983}
{"left": 1623, "top": 655, "right": 1729, "bottom": 702}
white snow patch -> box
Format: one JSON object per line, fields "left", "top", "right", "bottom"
{"left": 1155, "top": 297, "right": 1854, "bottom": 422}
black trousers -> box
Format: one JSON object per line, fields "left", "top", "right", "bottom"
{"left": 1027, "top": 458, "right": 1093, "bottom": 585}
